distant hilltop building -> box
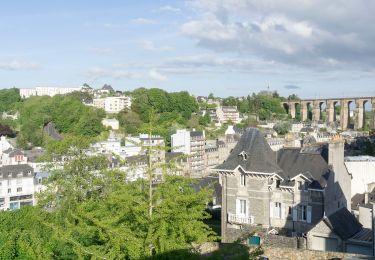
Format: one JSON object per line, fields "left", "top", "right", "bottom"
{"left": 19, "top": 86, "right": 83, "bottom": 98}
{"left": 89, "top": 96, "right": 132, "bottom": 113}
{"left": 216, "top": 106, "right": 241, "bottom": 124}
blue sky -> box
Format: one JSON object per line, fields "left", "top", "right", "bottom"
{"left": 1, "top": 0, "right": 375, "bottom": 98}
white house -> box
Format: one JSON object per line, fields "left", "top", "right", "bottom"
{"left": 0, "top": 165, "right": 35, "bottom": 210}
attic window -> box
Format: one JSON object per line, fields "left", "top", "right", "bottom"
{"left": 238, "top": 151, "right": 248, "bottom": 161}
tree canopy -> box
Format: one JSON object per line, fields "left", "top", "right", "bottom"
{"left": 0, "top": 88, "right": 21, "bottom": 112}
{"left": 17, "top": 95, "right": 105, "bottom": 148}
{"left": 0, "top": 136, "right": 218, "bottom": 259}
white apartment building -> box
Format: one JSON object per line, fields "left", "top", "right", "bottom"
{"left": 0, "top": 165, "right": 35, "bottom": 210}
{"left": 345, "top": 156, "right": 375, "bottom": 197}
{"left": 171, "top": 129, "right": 205, "bottom": 177}
{"left": 171, "top": 129, "right": 191, "bottom": 154}
{"left": 216, "top": 106, "right": 240, "bottom": 123}
{"left": 19, "top": 87, "right": 82, "bottom": 98}
{"left": 92, "top": 96, "right": 132, "bottom": 113}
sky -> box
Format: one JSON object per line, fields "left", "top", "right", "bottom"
{"left": 0, "top": 0, "right": 375, "bottom": 99}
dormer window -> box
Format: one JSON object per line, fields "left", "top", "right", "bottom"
{"left": 238, "top": 151, "right": 248, "bottom": 161}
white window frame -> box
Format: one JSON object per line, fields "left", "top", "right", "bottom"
{"left": 274, "top": 202, "right": 282, "bottom": 219}
{"left": 240, "top": 174, "right": 246, "bottom": 187}
{"left": 236, "top": 198, "right": 248, "bottom": 217}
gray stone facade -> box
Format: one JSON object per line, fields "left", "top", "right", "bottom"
{"left": 215, "top": 128, "right": 351, "bottom": 243}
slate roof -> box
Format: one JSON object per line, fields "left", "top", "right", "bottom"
{"left": 165, "top": 152, "right": 187, "bottom": 163}
{"left": 190, "top": 131, "right": 204, "bottom": 137}
{"left": 324, "top": 207, "right": 362, "bottom": 240}
{"left": 8, "top": 149, "right": 24, "bottom": 157}
{"left": 351, "top": 188, "right": 375, "bottom": 210}
{"left": 277, "top": 148, "right": 330, "bottom": 186}
{"left": 0, "top": 164, "right": 34, "bottom": 178}
{"left": 102, "top": 84, "right": 114, "bottom": 91}
{"left": 215, "top": 128, "right": 282, "bottom": 174}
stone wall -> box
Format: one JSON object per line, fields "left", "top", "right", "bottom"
{"left": 262, "top": 246, "right": 373, "bottom": 260}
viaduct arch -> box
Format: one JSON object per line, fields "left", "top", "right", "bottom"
{"left": 281, "top": 97, "right": 375, "bottom": 130}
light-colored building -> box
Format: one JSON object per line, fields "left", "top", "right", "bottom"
{"left": 92, "top": 96, "right": 132, "bottom": 113}
{"left": 1, "top": 149, "right": 28, "bottom": 166}
{"left": 0, "top": 136, "right": 13, "bottom": 156}
{"left": 171, "top": 129, "right": 206, "bottom": 177}
{"left": 102, "top": 118, "right": 120, "bottom": 130}
{"left": 216, "top": 106, "right": 240, "bottom": 123}
{"left": 171, "top": 129, "right": 191, "bottom": 154}
{"left": 0, "top": 164, "right": 35, "bottom": 210}
{"left": 19, "top": 87, "right": 82, "bottom": 98}
{"left": 345, "top": 155, "right": 375, "bottom": 197}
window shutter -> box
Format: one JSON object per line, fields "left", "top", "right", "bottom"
{"left": 269, "top": 202, "right": 274, "bottom": 218}
{"left": 307, "top": 206, "right": 312, "bottom": 223}
{"left": 292, "top": 206, "right": 298, "bottom": 221}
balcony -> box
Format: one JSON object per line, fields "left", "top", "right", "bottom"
{"left": 228, "top": 213, "right": 254, "bottom": 225}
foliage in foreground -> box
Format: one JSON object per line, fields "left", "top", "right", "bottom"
{"left": 0, "top": 138, "right": 217, "bottom": 259}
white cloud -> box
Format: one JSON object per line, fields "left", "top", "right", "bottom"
{"left": 182, "top": 0, "right": 375, "bottom": 71}
{"left": 0, "top": 60, "right": 40, "bottom": 71}
{"left": 86, "top": 67, "right": 140, "bottom": 81}
{"left": 139, "top": 40, "right": 173, "bottom": 51}
{"left": 158, "top": 5, "right": 181, "bottom": 12}
{"left": 149, "top": 69, "right": 168, "bottom": 82}
{"left": 130, "top": 18, "right": 157, "bottom": 25}
{"left": 86, "top": 66, "right": 168, "bottom": 82}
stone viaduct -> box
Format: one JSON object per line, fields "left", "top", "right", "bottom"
{"left": 281, "top": 97, "right": 375, "bottom": 130}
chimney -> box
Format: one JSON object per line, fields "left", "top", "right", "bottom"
{"left": 328, "top": 134, "right": 345, "bottom": 167}
{"left": 365, "top": 192, "right": 369, "bottom": 204}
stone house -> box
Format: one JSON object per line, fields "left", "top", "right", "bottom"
{"left": 214, "top": 128, "right": 351, "bottom": 243}
{"left": 307, "top": 207, "right": 372, "bottom": 255}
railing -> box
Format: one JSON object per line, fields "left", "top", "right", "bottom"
{"left": 228, "top": 213, "right": 254, "bottom": 225}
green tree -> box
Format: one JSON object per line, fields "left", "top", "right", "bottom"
{"left": 25, "top": 132, "right": 217, "bottom": 259}
{"left": 273, "top": 121, "right": 292, "bottom": 135}
{"left": 0, "top": 88, "right": 21, "bottom": 112}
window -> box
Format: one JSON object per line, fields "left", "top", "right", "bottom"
{"left": 276, "top": 180, "right": 281, "bottom": 188}
{"left": 298, "top": 205, "right": 307, "bottom": 221}
{"left": 16, "top": 178, "right": 22, "bottom": 185}
{"left": 298, "top": 181, "right": 303, "bottom": 190}
{"left": 274, "top": 202, "right": 282, "bottom": 218}
{"left": 17, "top": 187, "right": 22, "bottom": 192}
{"left": 239, "top": 199, "right": 246, "bottom": 215}
{"left": 288, "top": 206, "right": 292, "bottom": 216}
{"left": 7, "top": 188, "right": 11, "bottom": 194}
{"left": 240, "top": 174, "right": 246, "bottom": 186}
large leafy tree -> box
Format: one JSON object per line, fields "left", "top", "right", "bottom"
{"left": 17, "top": 95, "right": 105, "bottom": 147}
{"left": 0, "top": 88, "right": 21, "bottom": 112}
{"left": 17, "top": 134, "right": 217, "bottom": 259}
